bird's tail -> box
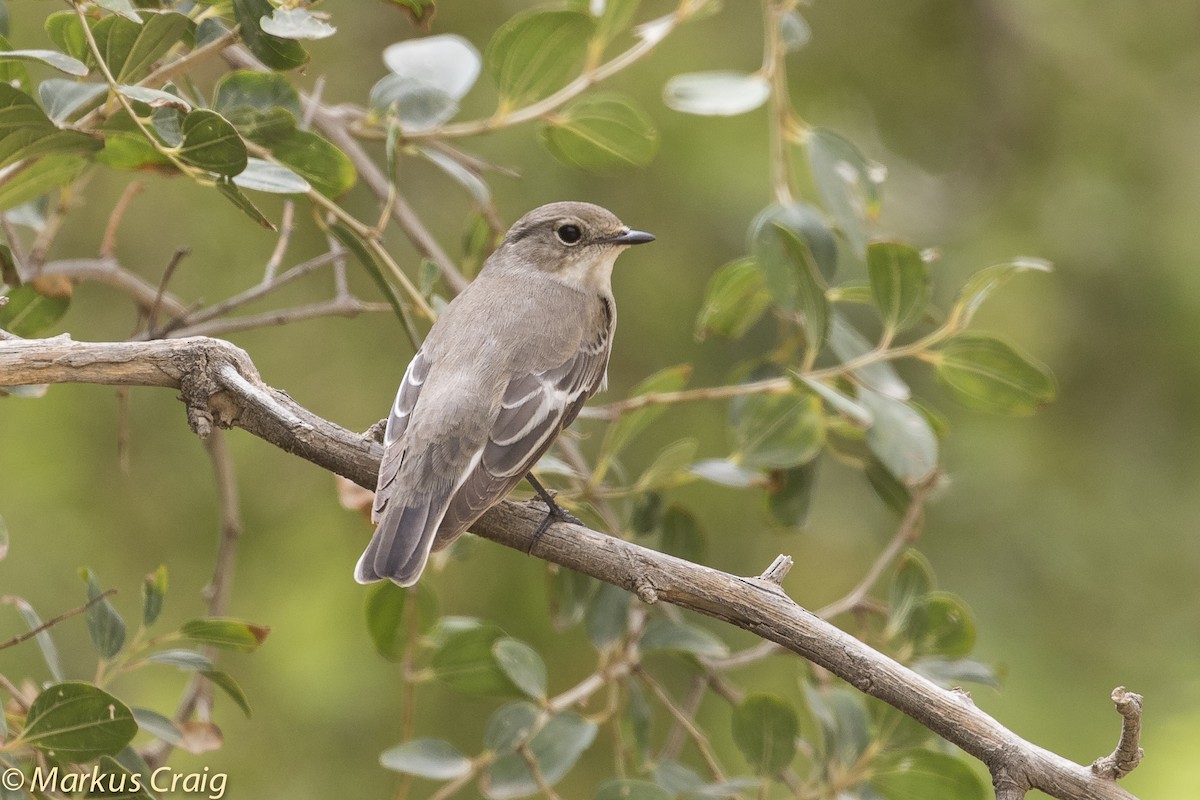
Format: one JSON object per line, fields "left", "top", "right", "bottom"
{"left": 354, "top": 495, "right": 445, "bottom": 586}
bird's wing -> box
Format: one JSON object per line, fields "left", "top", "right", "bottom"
{"left": 372, "top": 349, "right": 430, "bottom": 522}
{"left": 433, "top": 336, "right": 610, "bottom": 546}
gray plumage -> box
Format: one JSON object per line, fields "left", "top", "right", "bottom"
{"left": 356, "top": 201, "right": 654, "bottom": 586}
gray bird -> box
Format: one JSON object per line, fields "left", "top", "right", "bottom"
{"left": 356, "top": 201, "right": 655, "bottom": 586}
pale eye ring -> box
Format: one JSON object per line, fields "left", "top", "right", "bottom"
{"left": 556, "top": 224, "right": 583, "bottom": 245}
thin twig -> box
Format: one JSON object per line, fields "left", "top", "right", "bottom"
{"left": 815, "top": 475, "right": 937, "bottom": 619}
{"left": 0, "top": 589, "right": 117, "bottom": 651}
{"left": 166, "top": 297, "right": 390, "bottom": 339}
{"left": 100, "top": 182, "right": 145, "bottom": 259}
{"left": 634, "top": 666, "right": 731, "bottom": 785}
{"left": 147, "top": 247, "right": 191, "bottom": 335}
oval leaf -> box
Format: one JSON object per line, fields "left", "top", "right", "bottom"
{"left": 179, "top": 617, "right": 270, "bottom": 652}
{"left": 0, "top": 49, "right": 87, "bottom": 76}
{"left": 869, "top": 748, "right": 987, "bottom": 800}
{"left": 663, "top": 71, "right": 769, "bottom": 116}
{"left": 232, "top": 158, "right": 311, "bottom": 194}
{"left": 178, "top": 109, "right": 247, "bottom": 176}
{"left": 144, "top": 649, "right": 213, "bottom": 671}
{"left": 859, "top": 388, "right": 938, "bottom": 486}
{"left": 141, "top": 565, "right": 167, "bottom": 626}
{"left": 431, "top": 624, "right": 519, "bottom": 695}
{"left": 934, "top": 333, "right": 1055, "bottom": 415}
{"left": 365, "top": 581, "right": 408, "bottom": 661}
{"left": 380, "top": 738, "right": 472, "bottom": 779}
{"left": 270, "top": 129, "right": 355, "bottom": 197}
{"left": 483, "top": 711, "right": 597, "bottom": 799}
{"left": 868, "top": 241, "right": 928, "bottom": 333}
{"left": 22, "top": 682, "right": 137, "bottom": 762}
{"left": 383, "top": 34, "right": 480, "bottom": 101}
{"left": 0, "top": 281, "right": 70, "bottom": 336}
{"left": 492, "top": 637, "right": 548, "bottom": 700}
{"left": 806, "top": 128, "right": 883, "bottom": 256}
{"left": 828, "top": 313, "right": 911, "bottom": 399}
{"left": 483, "top": 701, "right": 540, "bottom": 753}
{"left": 689, "top": 458, "right": 762, "bottom": 488}
{"left": 79, "top": 568, "right": 125, "bottom": 659}
{"left": 369, "top": 73, "right": 458, "bottom": 132}
{"left": 949, "top": 257, "right": 1052, "bottom": 328}
{"left": 200, "top": 669, "right": 253, "bottom": 718}
{"left": 259, "top": 7, "right": 336, "bottom": 40}
{"left": 539, "top": 93, "right": 659, "bottom": 173}
{"left": 485, "top": 10, "right": 594, "bottom": 106}
{"left": 639, "top": 617, "right": 728, "bottom": 659}
{"left": 733, "top": 391, "right": 824, "bottom": 470}
{"left": 232, "top": 0, "right": 308, "bottom": 70}
{"left": 750, "top": 203, "right": 834, "bottom": 353}
{"left": 731, "top": 693, "right": 799, "bottom": 775}
{"left": 694, "top": 258, "right": 770, "bottom": 340}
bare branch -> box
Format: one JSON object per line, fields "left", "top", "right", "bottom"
{"left": 0, "top": 589, "right": 117, "bottom": 651}
{"left": 0, "top": 335, "right": 1143, "bottom": 800}
{"left": 1091, "top": 687, "right": 1144, "bottom": 780}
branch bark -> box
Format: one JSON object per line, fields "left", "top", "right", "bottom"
{"left": 0, "top": 335, "right": 1142, "bottom": 800}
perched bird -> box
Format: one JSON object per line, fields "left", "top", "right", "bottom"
{"left": 356, "top": 201, "right": 655, "bottom": 586}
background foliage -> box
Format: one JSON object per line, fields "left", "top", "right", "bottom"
{"left": 0, "top": 0, "right": 1193, "bottom": 797}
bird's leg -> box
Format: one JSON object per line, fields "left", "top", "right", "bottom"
{"left": 525, "top": 473, "right": 581, "bottom": 552}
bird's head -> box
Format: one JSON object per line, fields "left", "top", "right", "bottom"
{"left": 493, "top": 201, "right": 654, "bottom": 291}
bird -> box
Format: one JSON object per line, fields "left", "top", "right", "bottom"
{"left": 355, "top": 201, "right": 655, "bottom": 586}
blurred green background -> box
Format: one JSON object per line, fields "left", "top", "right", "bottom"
{"left": 1, "top": 0, "right": 1196, "bottom": 796}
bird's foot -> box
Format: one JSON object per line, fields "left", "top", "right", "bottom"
{"left": 525, "top": 474, "right": 581, "bottom": 553}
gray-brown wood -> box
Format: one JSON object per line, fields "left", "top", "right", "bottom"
{"left": 0, "top": 334, "right": 1142, "bottom": 800}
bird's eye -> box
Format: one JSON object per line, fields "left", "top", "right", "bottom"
{"left": 556, "top": 224, "right": 583, "bottom": 245}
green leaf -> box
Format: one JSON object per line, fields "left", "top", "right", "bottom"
{"left": 948, "top": 257, "right": 1051, "bottom": 328}
{"left": 21, "top": 682, "right": 137, "bottom": 762}
{"left": 653, "top": 761, "right": 704, "bottom": 794}
{"left": 730, "top": 694, "right": 799, "bottom": 775}
{"left": 232, "top": 0, "right": 308, "bottom": 70}
{"left": 79, "top": 568, "right": 125, "bottom": 659}
{"left": 0, "top": 49, "right": 87, "bottom": 76}
{"left": 382, "top": 0, "right": 437, "bottom": 29}
{"left": 539, "top": 93, "right": 658, "bottom": 173}
{"left": 749, "top": 203, "right": 835, "bottom": 353}
{"left": 212, "top": 178, "right": 273, "bottom": 230}
{"left": 0, "top": 281, "right": 69, "bottom": 336}
{"left": 869, "top": 749, "right": 987, "bottom": 800}
{"left": 694, "top": 258, "right": 771, "bottom": 340}
{"left": 380, "top": 738, "right": 472, "bottom": 779}
{"left": 624, "top": 681, "right": 651, "bottom": 764}
{"left": 659, "top": 504, "right": 706, "bottom": 562}
{"left": 45, "top": 12, "right": 89, "bottom": 64}
{"left": 133, "top": 707, "right": 181, "bottom": 746}
{"left": 635, "top": 437, "right": 697, "bottom": 490}
{"left": 588, "top": 0, "right": 641, "bottom": 49}
{"left": 177, "top": 108, "right": 247, "bottom": 176}
{"left": 640, "top": 617, "right": 728, "bottom": 659}
{"left": 95, "top": 0, "right": 142, "bottom": 23}
{"left": 232, "top": 158, "right": 311, "bottom": 194}
{"left": 144, "top": 649, "right": 212, "bottom": 671}
{"left": 327, "top": 222, "right": 407, "bottom": 325}
{"left": 865, "top": 455, "right": 912, "bottom": 514}
{"left": 485, "top": 9, "right": 594, "bottom": 106}
{"left": 781, "top": 10, "right": 811, "bottom": 51}
{"left": 269, "top": 129, "right": 355, "bottom": 196}
{"left": 141, "top": 565, "right": 167, "bottom": 626}
{"left": 179, "top": 617, "right": 270, "bottom": 652}
{"left": 370, "top": 74, "right": 458, "bottom": 132}
{"left": 0, "top": 84, "right": 102, "bottom": 168}
{"left": 38, "top": 81, "right": 105, "bottom": 123}
{"left": 213, "top": 70, "right": 300, "bottom": 142}
{"left": 201, "top": 669, "right": 253, "bottom": 717}
{"left": 483, "top": 701, "right": 539, "bottom": 753}
{"left": 806, "top": 128, "right": 883, "bottom": 257}
{"left": 585, "top": 582, "right": 632, "bottom": 648}
{"left": 889, "top": 549, "right": 934, "bottom": 632}
{"left": 663, "top": 71, "right": 769, "bottom": 116}
{"left": 0, "top": 155, "right": 87, "bottom": 214}
{"left": 118, "top": 84, "right": 190, "bottom": 110}
{"left": 6, "top": 596, "right": 64, "bottom": 681}
{"left": 867, "top": 241, "right": 928, "bottom": 333}
{"left": 484, "top": 711, "right": 597, "bottom": 799}
{"left": 594, "top": 779, "right": 672, "bottom": 800}
{"left": 259, "top": 7, "right": 336, "bottom": 40}
{"left": 116, "top": 11, "right": 193, "bottom": 83}
{"left": 806, "top": 685, "right": 870, "bottom": 763}
{"left": 828, "top": 314, "right": 910, "bottom": 399}
{"left": 766, "top": 461, "right": 819, "bottom": 527}
{"left": 431, "top": 624, "right": 519, "bottom": 695}
{"left": 934, "top": 333, "right": 1055, "bottom": 415}
{"left": 600, "top": 364, "right": 691, "bottom": 459}
{"left": 859, "top": 389, "right": 938, "bottom": 486}
{"left": 910, "top": 592, "right": 976, "bottom": 658}
{"left": 365, "top": 581, "right": 408, "bottom": 661}
{"left": 733, "top": 392, "right": 824, "bottom": 470}
{"left": 797, "top": 374, "right": 873, "bottom": 426}
{"left": 493, "top": 637, "right": 547, "bottom": 700}
{"left": 95, "top": 111, "right": 172, "bottom": 171}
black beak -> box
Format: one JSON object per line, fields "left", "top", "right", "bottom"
{"left": 606, "top": 228, "right": 655, "bottom": 245}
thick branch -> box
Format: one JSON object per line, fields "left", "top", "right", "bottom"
{"left": 0, "top": 336, "right": 1141, "bottom": 800}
